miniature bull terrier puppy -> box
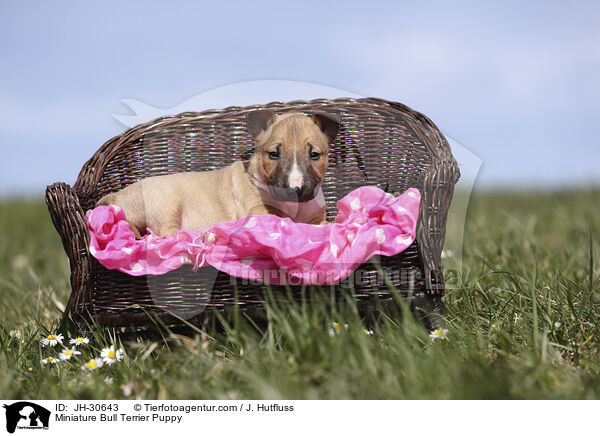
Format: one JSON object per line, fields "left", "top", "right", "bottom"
{"left": 96, "top": 110, "right": 340, "bottom": 237}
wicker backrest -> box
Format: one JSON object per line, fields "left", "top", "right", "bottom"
{"left": 74, "top": 98, "right": 448, "bottom": 217}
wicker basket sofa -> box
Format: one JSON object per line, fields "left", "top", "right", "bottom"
{"left": 45, "top": 97, "right": 460, "bottom": 330}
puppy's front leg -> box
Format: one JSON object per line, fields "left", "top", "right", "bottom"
{"left": 129, "top": 222, "right": 143, "bottom": 239}
{"left": 157, "top": 223, "right": 180, "bottom": 237}
{"left": 97, "top": 193, "right": 146, "bottom": 238}
{"left": 156, "top": 203, "right": 182, "bottom": 236}
{"left": 308, "top": 210, "right": 328, "bottom": 225}
{"left": 246, "top": 204, "right": 286, "bottom": 218}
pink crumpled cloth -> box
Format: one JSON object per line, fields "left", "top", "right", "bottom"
{"left": 86, "top": 186, "right": 420, "bottom": 285}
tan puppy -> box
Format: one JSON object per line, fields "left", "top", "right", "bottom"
{"left": 97, "top": 111, "right": 340, "bottom": 237}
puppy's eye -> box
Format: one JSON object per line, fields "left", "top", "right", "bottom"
{"left": 267, "top": 150, "right": 280, "bottom": 160}
{"left": 309, "top": 151, "right": 321, "bottom": 160}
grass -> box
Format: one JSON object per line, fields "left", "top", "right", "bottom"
{"left": 0, "top": 189, "right": 599, "bottom": 399}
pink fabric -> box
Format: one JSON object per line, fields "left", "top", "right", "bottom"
{"left": 86, "top": 186, "right": 420, "bottom": 285}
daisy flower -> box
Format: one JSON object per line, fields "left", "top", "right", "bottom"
{"left": 41, "top": 356, "right": 59, "bottom": 365}
{"left": 328, "top": 322, "right": 349, "bottom": 337}
{"left": 554, "top": 321, "right": 562, "bottom": 329}
{"left": 69, "top": 337, "right": 90, "bottom": 346}
{"left": 59, "top": 347, "right": 81, "bottom": 361}
{"left": 12, "top": 254, "right": 28, "bottom": 270}
{"left": 9, "top": 330, "right": 22, "bottom": 339}
{"left": 363, "top": 329, "right": 374, "bottom": 335}
{"left": 100, "top": 345, "right": 124, "bottom": 365}
{"left": 121, "top": 382, "right": 135, "bottom": 396}
{"left": 41, "top": 333, "right": 64, "bottom": 347}
{"left": 81, "top": 358, "right": 103, "bottom": 371}
{"left": 429, "top": 328, "right": 449, "bottom": 341}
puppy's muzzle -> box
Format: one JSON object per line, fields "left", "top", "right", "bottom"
{"left": 270, "top": 184, "right": 317, "bottom": 203}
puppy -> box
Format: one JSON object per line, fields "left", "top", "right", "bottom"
{"left": 96, "top": 110, "right": 340, "bottom": 237}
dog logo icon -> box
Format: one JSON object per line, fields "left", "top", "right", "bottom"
{"left": 2, "top": 402, "right": 50, "bottom": 433}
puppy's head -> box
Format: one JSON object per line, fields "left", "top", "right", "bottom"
{"left": 247, "top": 110, "right": 340, "bottom": 202}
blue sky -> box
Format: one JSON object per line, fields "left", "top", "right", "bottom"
{"left": 1, "top": 1, "right": 599, "bottom": 196}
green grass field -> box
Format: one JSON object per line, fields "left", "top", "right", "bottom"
{"left": 1, "top": 190, "right": 599, "bottom": 399}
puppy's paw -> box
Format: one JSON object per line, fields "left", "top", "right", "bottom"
{"left": 157, "top": 224, "right": 180, "bottom": 237}
{"left": 128, "top": 222, "right": 143, "bottom": 239}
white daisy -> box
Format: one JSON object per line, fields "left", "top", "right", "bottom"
{"left": 121, "top": 382, "right": 135, "bottom": 396}
{"left": 100, "top": 345, "right": 124, "bottom": 365}
{"left": 81, "top": 358, "right": 103, "bottom": 371}
{"left": 12, "top": 254, "right": 28, "bottom": 270}
{"left": 429, "top": 328, "right": 449, "bottom": 341}
{"left": 41, "top": 333, "right": 64, "bottom": 347}
{"left": 59, "top": 347, "right": 81, "bottom": 361}
{"left": 328, "top": 322, "right": 349, "bottom": 337}
{"left": 9, "top": 330, "right": 24, "bottom": 343}
{"left": 554, "top": 321, "right": 562, "bottom": 328}
{"left": 69, "top": 337, "right": 90, "bottom": 346}
{"left": 41, "top": 356, "right": 59, "bottom": 365}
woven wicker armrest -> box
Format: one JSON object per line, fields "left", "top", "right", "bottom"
{"left": 45, "top": 182, "right": 92, "bottom": 321}
{"left": 411, "top": 157, "right": 459, "bottom": 319}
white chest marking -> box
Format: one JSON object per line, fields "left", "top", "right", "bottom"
{"left": 288, "top": 149, "right": 304, "bottom": 189}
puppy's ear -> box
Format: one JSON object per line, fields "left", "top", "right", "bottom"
{"left": 311, "top": 112, "right": 341, "bottom": 143}
{"left": 246, "top": 110, "right": 276, "bottom": 139}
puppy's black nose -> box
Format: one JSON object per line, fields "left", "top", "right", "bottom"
{"left": 282, "top": 186, "right": 303, "bottom": 200}
{"left": 270, "top": 184, "right": 314, "bottom": 203}
{"left": 288, "top": 185, "right": 316, "bottom": 203}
